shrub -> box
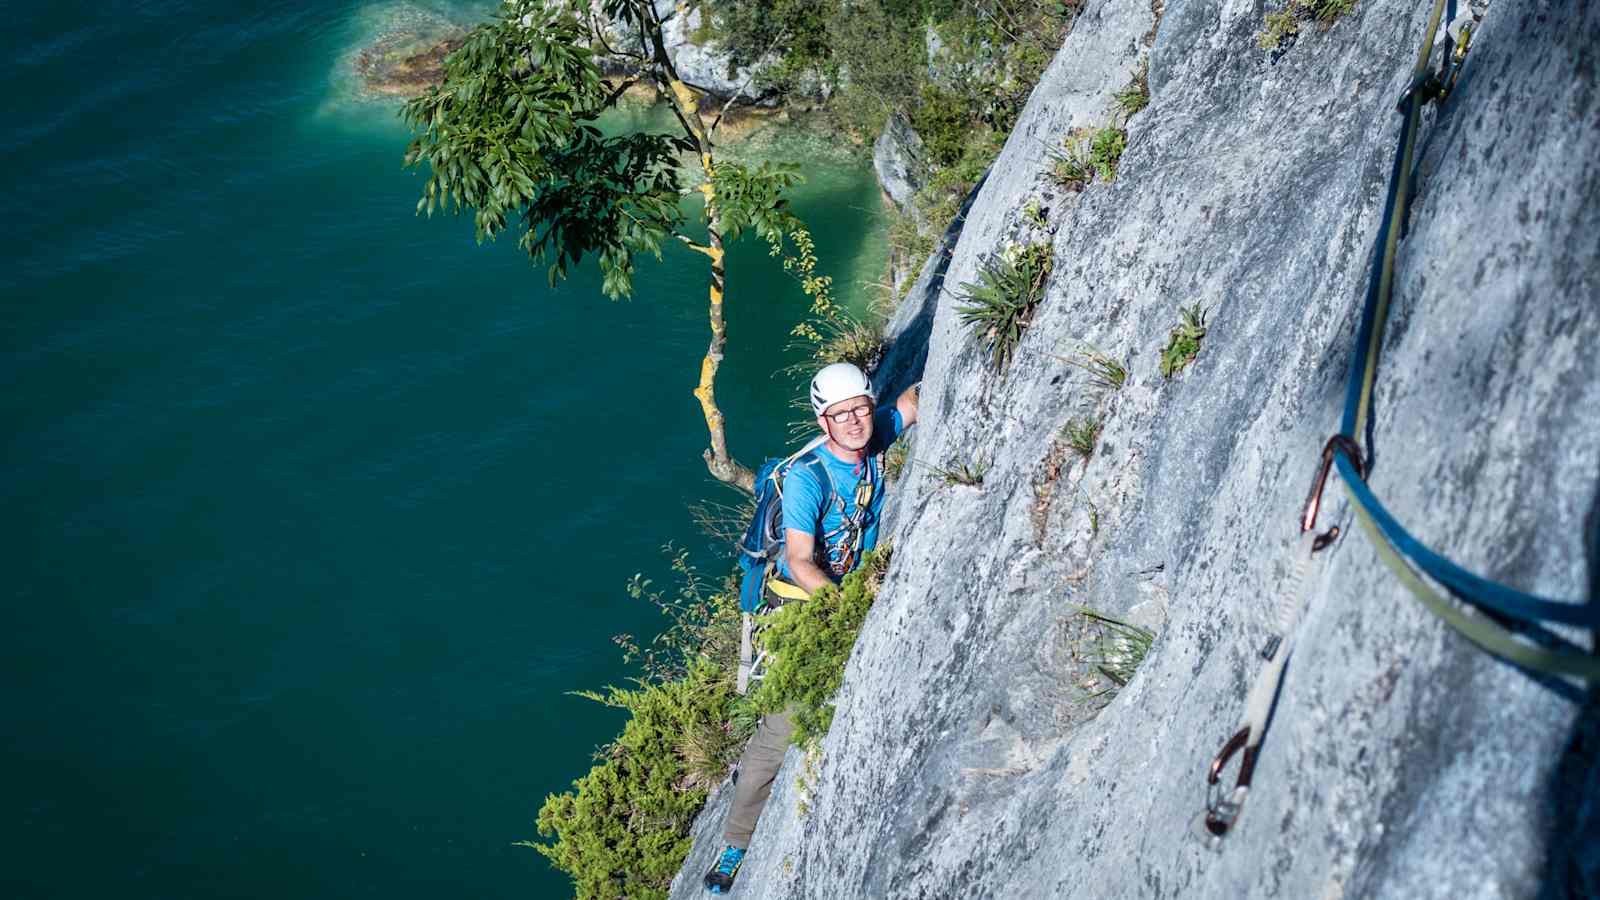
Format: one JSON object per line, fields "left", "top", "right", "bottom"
{"left": 750, "top": 547, "right": 893, "bottom": 747}
{"left": 527, "top": 551, "right": 749, "bottom": 898}
{"left": 912, "top": 82, "right": 980, "bottom": 168}
{"left": 530, "top": 660, "right": 737, "bottom": 900}
{"left": 888, "top": 106, "right": 1006, "bottom": 289}
{"left": 956, "top": 241, "right": 1054, "bottom": 371}
{"left": 1159, "top": 303, "right": 1208, "bottom": 378}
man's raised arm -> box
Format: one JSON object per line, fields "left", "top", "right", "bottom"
{"left": 895, "top": 384, "right": 919, "bottom": 429}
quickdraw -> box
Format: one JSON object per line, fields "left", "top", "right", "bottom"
{"left": 1194, "top": 0, "right": 1600, "bottom": 848}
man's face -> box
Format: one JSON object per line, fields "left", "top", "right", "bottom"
{"left": 819, "top": 394, "right": 875, "bottom": 451}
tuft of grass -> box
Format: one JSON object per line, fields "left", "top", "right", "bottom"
{"left": 1049, "top": 126, "right": 1128, "bottom": 190}
{"left": 676, "top": 697, "right": 758, "bottom": 792}
{"left": 956, "top": 242, "right": 1053, "bottom": 372}
{"left": 1062, "top": 347, "right": 1128, "bottom": 391}
{"left": 688, "top": 493, "right": 757, "bottom": 547}
{"left": 884, "top": 436, "right": 912, "bottom": 482}
{"left": 1159, "top": 303, "right": 1208, "bottom": 378}
{"left": 1062, "top": 417, "right": 1102, "bottom": 461}
{"left": 816, "top": 314, "right": 887, "bottom": 373}
{"left": 1049, "top": 138, "right": 1094, "bottom": 191}
{"left": 1258, "top": 0, "right": 1359, "bottom": 51}
{"left": 1113, "top": 63, "right": 1150, "bottom": 119}
{"left": 1068, "top": 606, "right": 1155, "bottom": 703}
{"left": 931, "top": 458, "right": 989, "bottom": 487}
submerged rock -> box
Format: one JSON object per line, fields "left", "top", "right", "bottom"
{"left": 356, "top": 2, "right": 766, "bottom": 103}
{"left": 354, "top": 29, "right": 466, "bottom": 98}
{"left": 673, "top": 0, "right": 1600, "bottom": 897}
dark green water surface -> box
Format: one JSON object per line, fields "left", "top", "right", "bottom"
{"left": 1, "top": 3, "right": 885, "bottom": 897}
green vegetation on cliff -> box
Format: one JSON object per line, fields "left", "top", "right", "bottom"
{"left": 526, "top": 552, "right": 752, "bottom": 899}
{"left": 750, "top": 547, "right": 894, "bottom": 746}
{"left": 529, "top": 546, "right": 896, "bottom": 895}
{"left": 704, "top": 1, "right": 1079, "bottom": 274}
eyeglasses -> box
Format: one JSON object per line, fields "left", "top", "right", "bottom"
{"left": 826, "top": 403, "right": 874, "bottom": 424}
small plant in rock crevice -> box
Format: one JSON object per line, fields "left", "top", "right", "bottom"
{"left": 956, "top": 241, "right": 1053, "bottom": 372}
{"left": 1023, "top": 199, "right": 1050, "bottom": 229}
{"left": 1060, "top": 346, "right": 1128, "bottom": 391}
{"left": 1159, "top": 303, "right": 1208, "bottom": 378}
{"left": 1088, "top": 127, "right": 1128, "bottom": 181}
{"left": 1068, "top": 606, "right": 1155, "bottom": 705}
{"left": 1257, "top": 0, "right": 1359, "bottom": 51}
{"left": 932, "top": 458, "right": 990, "bottom": 487}
{"left": 1062, "top": 416, "right": 1102, "bottom": 462}
{"left": 1049, "top": 125, "right": 1128, "bottom": 191}
{"left": 884, "top": 435, "right": 912, "bottom": 482}
{"left": 1114, "top": 62, "right": 1150, "bottom": 119}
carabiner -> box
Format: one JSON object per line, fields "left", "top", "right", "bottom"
{"left": 1300, "top": 434, "right": 1364, "bottom": 549}
{"left": 1197, "top": 726, "right": 1258, "bottom": 848}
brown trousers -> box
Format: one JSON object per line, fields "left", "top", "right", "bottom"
{"left": 722, "top": 706, "right": 796, "bottom": 848}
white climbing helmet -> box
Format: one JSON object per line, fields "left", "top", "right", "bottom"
{"left": 810, "top": 362, "right": 876, "bottom": 416}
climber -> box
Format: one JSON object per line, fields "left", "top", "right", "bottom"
{"left": 705, "top": 362, "right": 918, "bottom": 894}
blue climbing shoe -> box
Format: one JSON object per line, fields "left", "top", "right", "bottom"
{"left": 704, "top": 845, "right": 745, "bottom": 894}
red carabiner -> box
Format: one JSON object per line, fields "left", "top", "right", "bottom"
{"left": 1300, "top": 435, "right": 1364, "bottom": 551}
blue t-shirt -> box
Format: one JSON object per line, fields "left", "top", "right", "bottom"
{"left": 778, "top": 407, "right": 904, "bottom": 582}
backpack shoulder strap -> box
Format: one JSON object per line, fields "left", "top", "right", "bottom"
{"left": 797, "top": 451, "right": 839, "bottom": 503}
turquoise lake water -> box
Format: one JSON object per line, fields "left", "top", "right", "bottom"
{"left": 2, "top": 2, "right": 885, "bottom": 897}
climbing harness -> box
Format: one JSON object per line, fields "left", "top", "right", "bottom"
{"left": 1199, "top": 0, "right": 1600, "bottom": 848}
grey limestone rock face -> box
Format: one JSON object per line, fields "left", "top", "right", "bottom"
{"left": 874, "top": 113, "right": 929, "bottom": 214}
{"left": 659, "top": 2, "right": 757, "bottom": 101}
{"left": 672, "top": 0, "right": 1600, "bottom": 897}
{"left": 593, "top": 0, "right": 766, "bottom": 102}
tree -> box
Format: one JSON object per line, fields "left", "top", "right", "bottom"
{"left": 401, "top": 0, "right": 806, "bottom": 492}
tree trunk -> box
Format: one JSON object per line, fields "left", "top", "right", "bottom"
{"left": 666, "top": 77, "right": 756, "bottom": 494}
